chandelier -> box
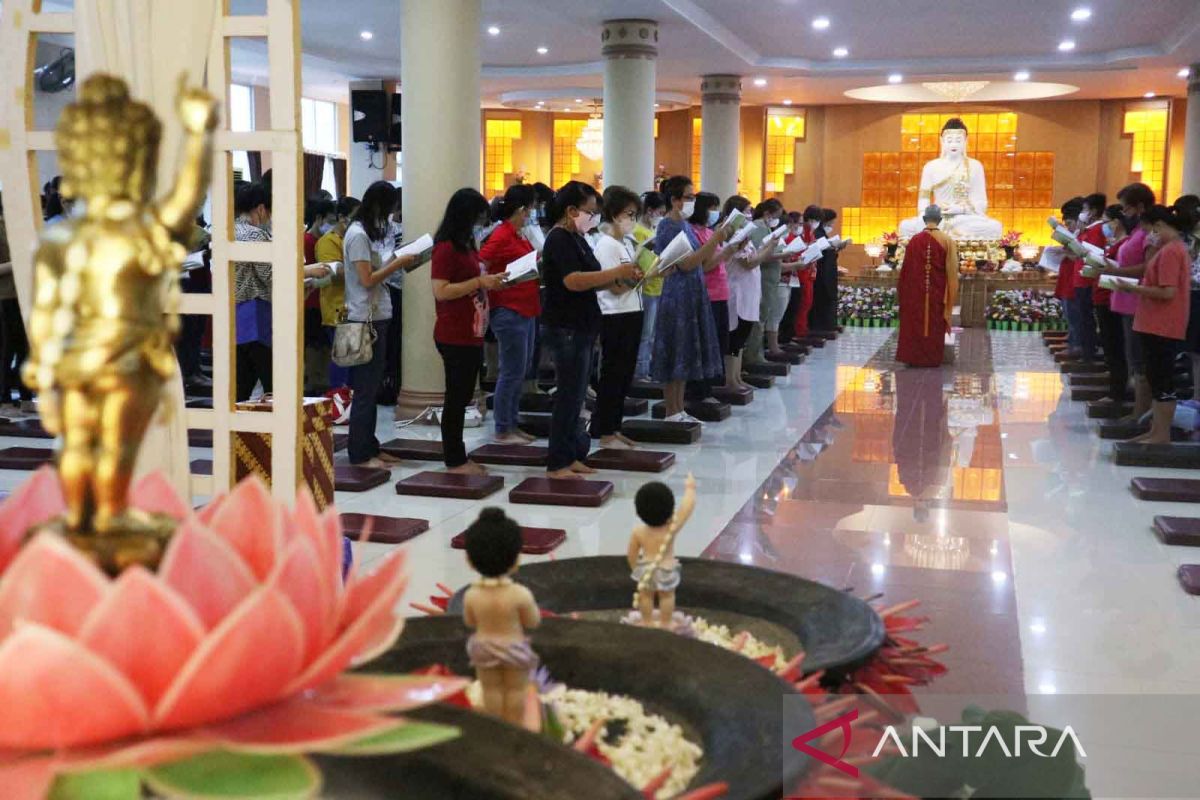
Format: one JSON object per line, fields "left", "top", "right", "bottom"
{"left": 576, "top": 101, "right": 604, "bottom": 161}
{"left": 921, "top": 81, "right": 990, "bottom": 103}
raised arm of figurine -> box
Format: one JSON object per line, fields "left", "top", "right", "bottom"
{"left": 156, "top": 79, "right": 219, "bottom": 245}
{"left": 669, "top": 473, "right": 697, "bottom": 534}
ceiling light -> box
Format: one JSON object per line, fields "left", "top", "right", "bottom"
{"left": 1144, "top": 91, "right": 1156, "bottom": 98}
{"left": 574, "top": 98, "right": 582, "bottom": 103}
{"left": 536, "top": 46, "right": 548, "bottom": 55}
{"left": 753, "top": 77, "right": 767, "bottom": 87}
{"left": 486, "top": 25, "right": 500, "bottom": 36}
{"left": 832, "top": 46, "right": 848, "bottom": 58}
{"left": 888, "top": 73, "right": 903, "bottom": 84}
{"left": 812, "top": 16, "right": 830, "bottom": 30}
{"left": 359, "top": 30, "right": 373, "bottom": 41}
{"left": 782, "top": 99, "right": 793, "bottom": 105}
{"left": 535, "top": 100, "right": 544, "bottom": 107}
{"left": 654, "top": 102, "right": 660, "bottom": 108}
{"left": 1070, "top": 6, "right": 1091, "bottom": 21}
{"left": 1179, "top": 68, "right": 1191, "bottom": 78}
{"left": 1058, "top": 39, "right": 1075, "bottom": 52}
{"left": 1013, "top": 70, "right": 1031, "bottom": 81}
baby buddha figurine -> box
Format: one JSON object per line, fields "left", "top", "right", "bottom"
{"left": 462, "top": 507, "right": 540, "bottom": 725}
{"left": 627, "top": 473, "right": 696, "bottom": 628}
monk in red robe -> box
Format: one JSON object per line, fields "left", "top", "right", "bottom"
{"left": 897, "top": 205, "right": 959, "bottom": 367}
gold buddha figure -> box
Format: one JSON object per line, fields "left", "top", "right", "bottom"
{"left": 23, "top": 74, "right": 216, "bottom": 569}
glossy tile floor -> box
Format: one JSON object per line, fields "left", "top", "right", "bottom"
{"left": 4, "top": 328, "right": 1197, "bottom": 702}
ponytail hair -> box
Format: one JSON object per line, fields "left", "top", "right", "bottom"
{"left": 1143, "top": 203, "right": 1197, "bottom": 235}
{"left": 493, "top": 183, "right": 537, "bottom": 223}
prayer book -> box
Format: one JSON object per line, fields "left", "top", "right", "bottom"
{"left": 395, "top": 233, "right": 434, "bottom": 272}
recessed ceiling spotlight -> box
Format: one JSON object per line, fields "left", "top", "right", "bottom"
{"left": 1058, "top": 39, "right": 1075, "bottom": 52}
{"left": 812, "top": 16, "right": 830, "bottom": 30}
{"left": 536, "top": 46, "right": 548, "bottom": 55}
{"left": 1144, "top": 91, "right": 1157, "bottom": 98}
{"left": 486, "top": 25, "right": 500, "bottom": 36}
{"left": 888, "top": 73, "right": 903, "bottom": 84}
{"left": 574, "top": 98, "right": 583, "bottom": 103}
{"left": 1070, "top": 6, "right": 1091, "bottom": 21}
{"left": 832, "top": 46, "right": 849, "bottom": 58}
{"left": 535, "top": 100, "right": 544, "bottom": 107}
{"left": 1013, "top": 70, "right": 1031, "bottom": 81}
{"left": 782, "top": 99, "right": 793, "bottom": 105}
{"left": 359, "top": 30, "right": 373, "bottom": 41}
{"left": 753, "top": 77, "right": 767, "bottom": 87}
{"left": 1179, "top": 68, "right": 1191, "bottom": 78}
{"left": 654, "top": 102, "right": 660, "bottom": 108}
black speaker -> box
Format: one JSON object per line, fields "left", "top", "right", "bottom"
{"left": 387, "top": 93, "right": 402, "bottom": 152}
{"left": 350, "top": 89, "right": 389, "bottom": 144}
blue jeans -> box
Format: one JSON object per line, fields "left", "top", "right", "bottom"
{"left": 348, "top": 320, "right": 389, "bottom": 464}
{"left": 490, "top": 307, "right": 537, "bottom": 434}
{"left": 1072, "top": 287, "right": 1097, "bottom": 360}
{"left": 544, "top": 325, "right": 596, "bottom": 471}
{"left": 1064, "top": 296, "right": 1081, "bottom": 350}
{"left": 635, "top": 293, "right": 660, "bottom": 380}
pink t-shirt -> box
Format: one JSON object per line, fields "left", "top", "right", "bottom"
{"left": 1133, "top": 239, "right": 1191, "bottom": 340}
{"left": 692, "top": 224, "right": 730, "bottom": 302}
{"left": 1109, "top": 227, "right": 1148, "bottom": 316}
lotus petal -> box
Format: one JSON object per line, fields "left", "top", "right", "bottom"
{"left": 206, "top": 478, "right": 282, "bottom": 580}
{"left": 0, "top": 534, "right": 108, "bottom": 638}
{"left": 0, "top": 756, "right": 58, "bottom": 800}
{"left": 79, "top": 567, "right": 205, "bottom": 708}
{"left": 153, "top": 588, "right": 305, "bottom": 731}
{"left": 200, "top": 697, "right": 400, "bottom": 754}
{"left": 195, "top": 492, "right": 226, "bottom": 526}
{"left": 269, "top": 536, "right": 333, "bottom": 663}
{"left": 0, "top": 624, "right": 149, "bottom": 749}
{"left": 292, "top": 493, "right": 342, "bottom": 625}
{"left": 158, "top": 517, "right": 256, "bottom": 631}
{"left": 0, "top": 468, "right": 64, "bottom": 572}
{"left": 58, "top": 737, "right": 214, "bottom": 775}
{"left": 339, "top": 549, "right": 407, "bottom": 629}
{"left": 128, "top": 472, "right": 190, "bottom": 521}
{"left": 306, "top": 673, "right": 470, "bottom": 713}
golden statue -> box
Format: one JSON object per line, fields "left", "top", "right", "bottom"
{"left": 23, "top": 74, "right": 217, "bottom": 571}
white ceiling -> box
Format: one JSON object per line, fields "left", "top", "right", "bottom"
{"left": 32, "top": 0, "right": 1200, "bottom": 106}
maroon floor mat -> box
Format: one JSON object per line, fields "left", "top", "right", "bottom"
{"left": 0, "top": 447, "right": 54, "bottom": 469}
{"left": 340, "top": 513, "right": 430, "bottom": 544}
{"left": 711, "top": 386, "right": 754, "bottom": 406}
{"left": 745, "top": 361, "right": 789, "bottom": 377}
{"left": 1130, "top": 477, "right": 1200, "bottom": 502}
{"left": 1152, "top": 516, "right": 1200, "bottom": 546}
{"left": 1178, "top": 564, "right": 1200, "bottom": 595}
{"left": 651, "top": 399, "right": 731, "bottom": 422}
{"left": 394, "top": 471, "right": 504, "bottom": 499}
{"left": 742, "top": 374, "right": 774, "bottom": 389}
{"left": 765, "top": 350, "right": 804, "bottom": 365}
{"left": 1086, "top": 401, "right": 1133, "bottom": 420}
{"left": 585, "top": 448, "right": 675, "bottom": 473}
{"left": 333, "top": 433, "right": 348, "bottom": 453}
{"left": 0, "top": 418, "right": 53, "bottom": 439}
{"left": 190, "top": 459, "right": 213, "bottom": 475}
{"left": 334, "top": 465, "right": 392, "bottom": 492}
{"left": 450, "top": 525, "right": 566, "bottom": 555}
{"left": 379, "top": 438, "right": 444, "bottom": 461}
{"left": 621, "top": 419, "right": 701, "bottom": 444}
{"left": 1114, "top": 442, "right": 1200, "bottom": 469}
{"left": 468, "top": 443, "right": 549, "bottom": 467}
{"left": 627, "top": 381, "right": 665, "bottom": 400}
{"left": 187, "top": 428, "right": 213, "bottom": 448}
{"left": 509, "top": 477, "right": 613, "bottom": 507}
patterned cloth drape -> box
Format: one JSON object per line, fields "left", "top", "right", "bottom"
{"left": 303, "top": 152, "right": 326, "bottom": 198}
{"left": 332, "top": 157, "right": 347, "bottom": 199}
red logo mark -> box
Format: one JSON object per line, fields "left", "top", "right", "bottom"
{"left": 791, "top": 708, "right": 859, "bottom": 777}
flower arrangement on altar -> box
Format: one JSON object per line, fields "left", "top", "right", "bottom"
{"left": 986, "top": 288, "right": 1065, "bottom": 330}
{"left": 881, "top": 231, "right": 900, "bottom": 246}
{"left": 837, "top": 285, "right": 899, "bottom": 326}
{"left": 999, "top": 230, "right": 1023, "bottom": 248}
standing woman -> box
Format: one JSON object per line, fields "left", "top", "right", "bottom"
{"left": 634, "top": 191, "right": 667, "bottom": 381}
{"left": 431, "top": 188, "right": 507, "bottom": 475}
{"left": 651, "top": 176, "right": 731, "bottom": 421}
{"left": 723, "top": 195, "right": 775, "bottom": 390}
{"left": 541, "top": 181, "right": 641, "bottom": 478}
{"left": 688, "top": 192, "right": 738, "bottom": 386}
{"left": 479, "top": 184, "right": 539, "bottom": 444}
{"left": 807, "top": 207, "right": 841, "bottom": 334}
{"left": 590, "top": 186, "right": 645, "bottom": 449}
{"left": 342, "top": 181, "right": 423, "bottom": 466}
{"left": 745, "top": 199, "right": 786, "bottom": 366}
{"left": 1091, "top": 205, "right": 1130, "bottom": 406}
{"left": 1118, "top": 204, "right": 1195, "bottom": 443}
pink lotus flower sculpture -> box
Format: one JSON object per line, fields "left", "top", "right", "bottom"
{"left": 0, "top": 468, "right": 465, "bottom": 799}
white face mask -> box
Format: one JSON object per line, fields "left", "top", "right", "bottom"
{"left": 766, "top": 217, "right": 781, "bottom": 229}
{"left": 681, "top": 200, "right": 695, "bottom": 218}
{"left": 573, "top": 210, "right": 598, "bottom": 233}
{"left": 807, "top": 219, "right": 819, "bottom": 231}
{"left": 1078, "top": 209, "right": 1092, "bottom": 224}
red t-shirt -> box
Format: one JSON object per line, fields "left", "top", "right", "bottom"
{"left": 1093, "top": 238, "right": 1124, "bottom": 307}
{"left": 479, "top": 220, "right": 539, "bottom": 318}
{"left": 1073, "top": 222, "right": 1107, "bottom": 290}
{"left": 1133, "top": 239, "right": 1191, "bottom": 341}
{"left": 1055, "top": 255, "right": 1078, "bottom": 299}
{"left": 432, "top": 240, "right": 485, "bottom": 346}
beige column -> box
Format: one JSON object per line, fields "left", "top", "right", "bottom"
{"left": 601, "top": 19, "right": 658, "bottom": 192}
{"left": 1184, "top": 64, "right": 1200, "bottom": 196}
{"left": 700, "top": 75, "right": 742, "bottom": 199}
{"left": 397, "top": 0, "right": 482, "bottom": 419}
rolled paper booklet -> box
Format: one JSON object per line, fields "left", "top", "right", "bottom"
{"left": 801, "top": 240, "right": 826, "bottom": 265}
{"left": 728, "top": 223, "right": 756, "bottom": 247}
{"left": 781, "top": 236, "right": 807, "bottom": 256}
{"left": 1098, "top": 274, "right": 1138, "bottom": 291}
{"left": 721, "top": 208, "right": 750, "bottom": 232}
{"left": 523, "top": 224, "right": 546, "bottom": 253}
{"left": 501, "top": 249, "right": 538, "bottom": 285}
{"left": 1050, "top": 227, "right": 1077, "bottom": 247}
{"left": 1038, "top": 246, "right": 1066, "bottom": 273}
{"left": 1083, "top": 251, "right": 1117, "bottom": 272}
{"left": 766, "top": 225, "right": 789, "bottom": 243}
{"left": 1047, "top": 216, "right": 1062, "bottom": 229}
{"left": 395, "top": 233, "right": 434, "bottom": 272}
{"left": 654, "top": 230, "right": 695, "bottom": 274}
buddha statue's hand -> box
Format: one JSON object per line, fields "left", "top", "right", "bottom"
{"left": 176, "top": 76, "right": 218, "bottom": 134}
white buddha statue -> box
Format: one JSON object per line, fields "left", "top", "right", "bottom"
{"left": 898, "top": 118, "right": 1003, "bottom": 241}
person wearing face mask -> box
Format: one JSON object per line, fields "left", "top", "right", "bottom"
{"left": 301, "top": 196, "right": 339, "bottom": 393}
{"left": 687, "top": 192, "right": 742, "bottom": 390}
{"left": 589, "top": 186, "right": 646, "bottom": 449}
{"left": 651, "top": 176, "right": 733, "bottom": 421}
{"left": 806, "top": 207, "right": 841, "bottom": 335}
{"left": 777, "top": 211, "right": 806, "bottom": 346}
{"left": 1054, "top": 197, "right": 1086, "bottom": 359}
{"left": 634, "top": 191, "right": 667, "bottom": 381}
{"left": 1093, "top": 183, "right": 1157, "bottom": 423}
{"left": 316, "top": 196, "right": 361, "bottom": 394}
{"left": 743, "top": 198, "right": 787, "bottom": 368}
{"left": 722, "top": 195, "right": 775, "bottom": 392}
{"left": 1067, "top": 193, "right": 1108, "bottom": 363}
{"left": 342, "top": 181, "right": 426, "bottom": 466}
{"left": 1113, "top": 204, "right": 1196, "bottom": 443}
{"left": 541, "top": 181, "right": 641, "bottom": 477}
{"left": 1089, "top": 205, "right": 1131, "bottom": 406}
{"left": 479, "top": 184, "right": 540, "bottom": 445}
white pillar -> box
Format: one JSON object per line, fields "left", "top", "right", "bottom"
{"left": 601, "top": 19, "right": 658, "bottom": 192}
{"left": 1184, "top": 64, "right": 1200, "bottom": 196}
{"left": 398, "top": 0, "right": 481, "bottom": 419}
{"left": 700, "top": 75, "right": 742, "bottom": 199}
